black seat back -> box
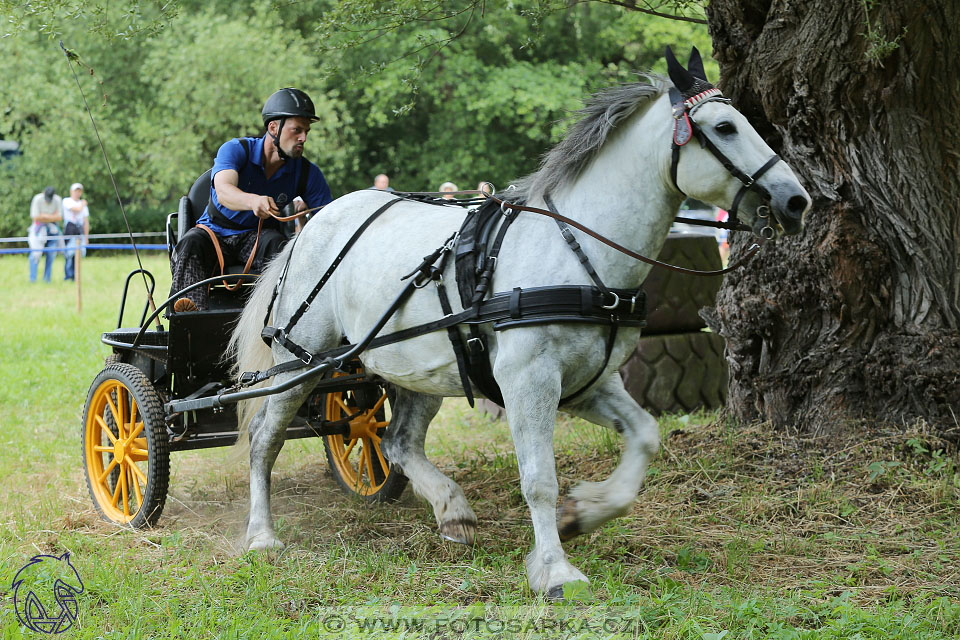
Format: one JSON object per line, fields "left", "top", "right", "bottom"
{"left": 177, "top": 169, "right": 212, "bottom": 241}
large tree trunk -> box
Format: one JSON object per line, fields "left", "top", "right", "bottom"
{"left": 703, "top": 0, "right": 960, "bottom": 435}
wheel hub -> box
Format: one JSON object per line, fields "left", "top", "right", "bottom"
{"left": 348, "top": 412, "right": 378, "bottom": 440}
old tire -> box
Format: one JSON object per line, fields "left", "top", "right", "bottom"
{"left": 82, "top": 363, "right": 169, "bottom": 527}
{"left": 322, "top": 379, "right": 407, "bottom": 502}
{"left": 620, "top": 331, "right": 728, "bottom": 415}
{"left": 641, "top": 234, "right": 723, "bottom": 334}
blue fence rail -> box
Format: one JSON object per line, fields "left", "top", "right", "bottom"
{"left": 0, "top": 232, "right": 166, "bottom": 255}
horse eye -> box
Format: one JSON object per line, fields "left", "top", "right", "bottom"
{"left": 715, "top": 121, "right": 737, "bottom": 135}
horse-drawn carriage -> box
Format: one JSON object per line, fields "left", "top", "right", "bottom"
{"left": 82, "top": 172, "right": 405, "bottom": 529}
{"left": 80, "top": 47, "right": 810, "bottom": 597}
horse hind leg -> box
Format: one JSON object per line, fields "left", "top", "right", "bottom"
{"left": 246, "top": 379, "right": 314, "bottom": 550}
{"left": 557, "top": 373, "right": 660, "bottom": 541}
{"left": 380, "top": 387, "right": 478, "bottom": 545}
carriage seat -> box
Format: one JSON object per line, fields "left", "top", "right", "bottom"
{"left": 176, "top": 169, "right": 213, "bottom": 246}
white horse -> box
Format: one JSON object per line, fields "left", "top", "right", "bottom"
{"left": 229, "top": 47, "right": 811, "bottom": 597}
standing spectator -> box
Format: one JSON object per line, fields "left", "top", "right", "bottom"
{"left": 715, "top": 208, "right": 730, "bottom": 264}
{"left": 477, "top": 181, "right": 493, "bottom": 195}
{"left": 28, "top": 186, "right": 63, "bottom": 283}
{"left": 62, "top": 182, "right": 90, "bottom": 281}
{"left": 371, "top": 173, "right": 394, "bottom": 191}
{"left": 439, "top": 182, "right": 458, "bottom": 199}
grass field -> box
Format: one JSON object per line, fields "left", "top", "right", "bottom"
{"left": 1, "top": 254, "right": 959, "bottom": 639}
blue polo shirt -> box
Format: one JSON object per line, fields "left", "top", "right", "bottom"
{"left": 197, "top": 136, "right": 333, "bottom": 236}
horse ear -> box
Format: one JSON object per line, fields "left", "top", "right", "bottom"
{"left": 687, "top": 46, "right": 709, "bottom": 83}
{"left": 665, "top": 45, "right": 695, "bottom": 94}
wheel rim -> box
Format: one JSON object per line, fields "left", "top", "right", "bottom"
{"left": 325, "top": 385, "right": 391, "bottom": 496}
{"left": 84, "top": 378, "right": 149, "bottom": 523}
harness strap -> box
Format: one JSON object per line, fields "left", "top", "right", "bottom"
{"left": 544, "top": 193, "right": 611, "bottom": 296}
{"left": 725, "top": 153, "right": 782, "bottom": 220}
{"left": 436, "top": 278, "right": 475, "bottom": 406}
{"left": 251, "top": 231, "right": 458, "bottom": 383}
{"left": 460, "top": 205, "right": 519, "bottom": 406}
{"left": 562, "top": 323, "right": 619, "bottom": 404}
{"left": 263, "top": 197, "right": 404, "bottom": 351}
{"left": 487, "top": 194, "right": 760, "bottom": 276}
{"left": 243, "top": 285, "right": 645, "bottom": 387}
{"left": 263, "top": 226, "right": 303, "bottom": 328}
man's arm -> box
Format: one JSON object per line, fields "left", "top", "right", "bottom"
{"left": 31, "top": 198, "right": 61, "bottom": 224}
{"left": 213, "top": 169, "right": 280, "bottom": 219}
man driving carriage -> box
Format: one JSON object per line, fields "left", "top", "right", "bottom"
{"left": 170, "top": 88, "right": 333, "bottom": 312}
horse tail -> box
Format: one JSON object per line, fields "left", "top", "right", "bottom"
{"left": 227, "top": 240, "right": 295, "bottom": 443}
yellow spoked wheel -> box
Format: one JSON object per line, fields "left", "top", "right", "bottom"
{"left": 322, "top": 380, "right": 407, "bottom": 502}
{"left": 82, "top": 363, "right": 169, "bottom": 527}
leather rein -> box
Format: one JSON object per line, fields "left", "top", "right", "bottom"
{"left": 199, "top": 204, "right": 320, "bottom": 291}
{"left": 402, "top": 86, "right": 786, "bottom": 279}
{"left": 481, "top": 193, "right": 758, "bottom": 277}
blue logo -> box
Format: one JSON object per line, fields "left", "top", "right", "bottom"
{"left": 12, "top": 552, "right": 84, "bottom": 634}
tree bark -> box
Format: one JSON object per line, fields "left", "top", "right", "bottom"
{"left": 703, "top": 0, "right": 960, "bottom": 435}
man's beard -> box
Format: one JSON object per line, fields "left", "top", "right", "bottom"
{"left": 283, "top": 143, "right": 304, "bottom": 158}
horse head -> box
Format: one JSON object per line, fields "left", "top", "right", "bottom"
{"left": 666, "top": 46, "right": 810, "bottom": 238}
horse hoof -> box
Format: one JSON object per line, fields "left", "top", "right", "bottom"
{"left": 439, "top": 518, "right": 477, "bottom": 545}
{"left": 557, "top": 498, "right": 582, "bottom": 542}
{"left": 247, "top": 535, "right": 284, "bottom": 552}
{"left": 546, "top": 585, "right": 565, "bottom": 601}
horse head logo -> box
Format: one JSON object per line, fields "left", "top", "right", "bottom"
{"left": 12, "top": 552, "right": 84, "bottom": 634}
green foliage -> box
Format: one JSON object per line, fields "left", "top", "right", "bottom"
{"left": 0, "top": 0, "right": 178, "bottom": 39}
{"left": 859, "top": 0, "right": 907, "bottom": 66}
{"left": 0, "top": 0, "right": 714, "bottom": 237}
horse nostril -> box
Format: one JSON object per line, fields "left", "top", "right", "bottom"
{"left": 787, "top": 195, "right": 809, "bottom": 218}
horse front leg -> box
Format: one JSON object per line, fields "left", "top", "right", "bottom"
{"left": 498, "top": 362, "right": 589, "bottom": 598}
{"left": 246, "top": 381, "right": 312, "bottom": 550}
{"left": 558, "top": 372, "right": 660, "bottom": 540}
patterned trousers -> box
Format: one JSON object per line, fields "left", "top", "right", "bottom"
{"left": 169, "top": 227, "right": 286, "bottom": 310}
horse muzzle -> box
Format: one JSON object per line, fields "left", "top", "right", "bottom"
{"left": 757, "top": 190, "right": 810, "bottom": 238}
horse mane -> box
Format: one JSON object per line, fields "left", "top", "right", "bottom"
{"left": 508, "top": 74, "right": 668, "bottom": 203}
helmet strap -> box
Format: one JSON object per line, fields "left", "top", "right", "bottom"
{"left": 267, "top": 117, "right": 289, "bottom": 161}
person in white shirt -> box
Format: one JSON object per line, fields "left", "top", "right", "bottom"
{"left": 28, "top": 186, "right": 63, "bottom": 283}
{"left": 62, "top": 182, "right": 90, "bottom": 281}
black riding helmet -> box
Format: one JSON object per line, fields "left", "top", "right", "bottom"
{"left": 261, "top": 88, "right": 320, "bottom": 124}
{"left": 262, "top": 88, "right": 319, "bottom": 160}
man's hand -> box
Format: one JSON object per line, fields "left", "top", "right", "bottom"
{"left": 250, "top": 195, "right": 280, "bottom": 219}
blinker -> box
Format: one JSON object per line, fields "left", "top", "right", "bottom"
{"left": 673, "top": 112, "right": 693, "bottom": 146}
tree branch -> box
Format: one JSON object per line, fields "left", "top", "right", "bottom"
{"left": 594, "top": 0, "right": 708, "bottom": 24}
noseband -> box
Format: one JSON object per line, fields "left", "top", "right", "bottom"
{"left": 668, "top": 87, "right": 781, "bottom": 239}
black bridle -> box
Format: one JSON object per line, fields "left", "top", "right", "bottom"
{"left": 668, "top": 87, "right": 781, "bottom": 239}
